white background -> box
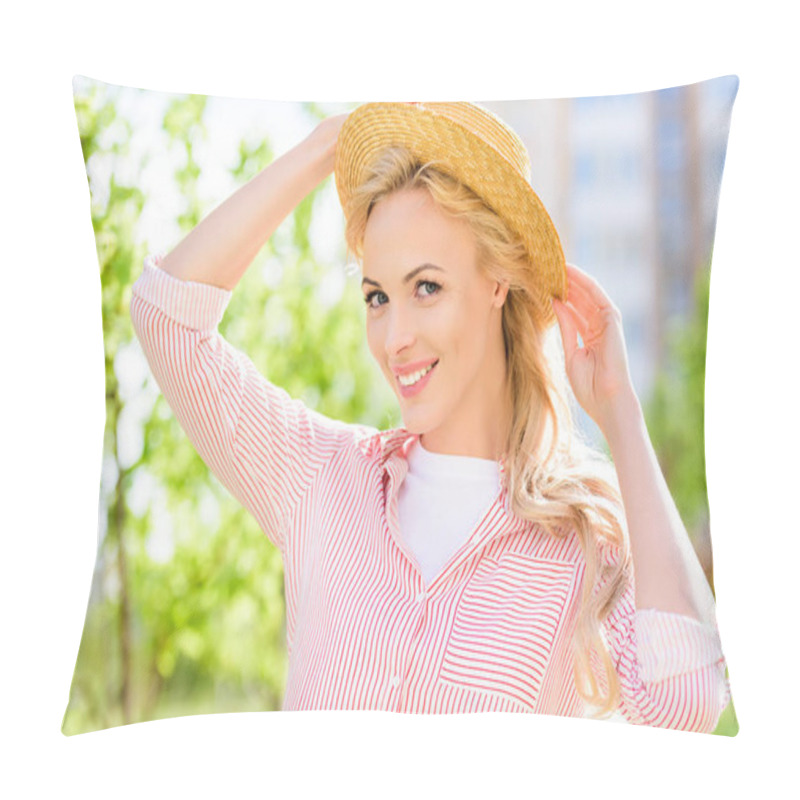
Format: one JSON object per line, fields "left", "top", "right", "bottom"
{"left": 2, "top": 1, "right": 797, "bottom": 797}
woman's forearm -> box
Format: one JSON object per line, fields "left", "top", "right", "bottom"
{"left": 157, "top": 117, "right": 343, "bottom": 291}
{"left": 602, "top": 389, "right": 719, "bottom": 628}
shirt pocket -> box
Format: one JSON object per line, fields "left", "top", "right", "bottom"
{"left": 438, "top": 553, "right": 576, "bottom": 710}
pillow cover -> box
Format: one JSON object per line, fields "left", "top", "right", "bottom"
{"left": 62, "top": 75, "right": 739, "bottom": 736}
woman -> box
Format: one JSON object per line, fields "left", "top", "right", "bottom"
{"left": 130, "top": 101, "right": 730, "bottom": 731}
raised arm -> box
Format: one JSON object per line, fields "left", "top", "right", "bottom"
{"left": 552, "top": 262, "right": 719, "bottom": 624}
{"left": 129, "top": 113, "right": 373, "bottom": 552}
{"left": 158, "top": 113, "right": 349, "bottom": 290}
{"left": 552, "top": 263, "right": 730, "bottom": 730}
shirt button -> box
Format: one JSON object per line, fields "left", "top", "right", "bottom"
{"left": 416, "top": 590, "right": 426, "bottom": 603}
{"left": 390, "top": 675, "right": 400, "bottom": 688}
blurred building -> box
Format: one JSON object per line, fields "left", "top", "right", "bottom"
{"left": 483, "top": 77, "right": 737, "bottom": 443}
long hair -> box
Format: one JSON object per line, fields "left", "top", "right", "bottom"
{"left": 341, "top": 146, "right": 633, "bottom": 717}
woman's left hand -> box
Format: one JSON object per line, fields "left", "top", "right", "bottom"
{"left": 551, "top": 263, "right": 637, "bottom": 434}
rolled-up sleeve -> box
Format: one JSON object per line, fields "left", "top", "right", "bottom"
{"left": 598, "top": 549, "right": 731, "bottom": 732}
{"left": 129, "top": 253, "right": 371, "bottom": 552}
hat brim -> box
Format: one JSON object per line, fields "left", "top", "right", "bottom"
{"left": 334, "top": 102, "right": 567, "bottom": 325}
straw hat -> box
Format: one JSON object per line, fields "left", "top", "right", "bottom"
{"left": 334, "top": 101, "right": 567, "bottom": 325}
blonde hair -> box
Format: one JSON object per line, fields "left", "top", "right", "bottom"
{"left": 343, "top": 146, "right": 633, "bottom": 717}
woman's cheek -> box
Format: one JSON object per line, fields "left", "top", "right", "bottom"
{"left": 365, "top": 323, "right": 384, "bottom": 371}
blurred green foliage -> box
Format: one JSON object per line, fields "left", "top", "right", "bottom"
{"left": 63, "top": 85, "right": 394, "bottom": 734}
{"left": 643, "top": 265, "right": 738, "bottom": 736}
{"left": 646, "top": 267, "right": 712, "bottom": 558}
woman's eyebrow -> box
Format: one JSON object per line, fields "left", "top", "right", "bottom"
{"left": 361, "top": 263, "right": 445, "bottom": 289}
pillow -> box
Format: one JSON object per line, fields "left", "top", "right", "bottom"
{"left": 62, "top": 75, "right": 738, "bottom": 736}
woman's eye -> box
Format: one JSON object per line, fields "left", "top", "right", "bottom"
{"left": 363, "top": 291, "right": 386, "bottom": 308}
{"left": 363, "top": 280, "right": 440, "bottom": 309}
{"left": 419, "top": 280, "right": 440, "bottom": 297}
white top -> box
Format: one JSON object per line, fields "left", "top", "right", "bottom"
{"left": 397, "top": 437, "right": 501, "bottom": 586}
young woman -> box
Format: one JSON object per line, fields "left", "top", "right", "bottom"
{"left": 130, "top": 101, "right": 730, "bottom": 731}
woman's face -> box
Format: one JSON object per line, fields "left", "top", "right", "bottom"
{"left": 361, "top": 187, "right": 509, "bottom": 451}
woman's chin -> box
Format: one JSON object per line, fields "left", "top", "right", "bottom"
{"left": 400, "top": 417, "right": 422, "bottom": 434}
{"left": 398, "top": 409, "right": 439, "bottom": 436}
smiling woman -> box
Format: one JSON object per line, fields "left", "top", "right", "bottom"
{"left": 127, "top": 99, "right": 731, "bottom": 731}
{"left": 359, "top": 186, "right": 511, "bottom": 458}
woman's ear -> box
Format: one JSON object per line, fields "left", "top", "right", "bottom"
{"left": 493, "top": 279, "right": 510, "bottom": 308}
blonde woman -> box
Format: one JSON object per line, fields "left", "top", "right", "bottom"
{"left": 130, "top": 102, "right": 730, "bottom": 730}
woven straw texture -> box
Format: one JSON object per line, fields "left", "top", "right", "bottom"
{"left": 334, "top": 101, "right": 567, "bottom": 323}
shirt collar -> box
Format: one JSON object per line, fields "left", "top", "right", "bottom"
{"left": 364, "top": 426, "right": 530, "bottom": 559}
{"left": 376, "top": 427, "right": 418, "bottom": 466}
{"left": 376, "top": 427, "right": 508, "bottom": 475}
{"left": 364, "top": 426, "right": 511, "bottom": 503}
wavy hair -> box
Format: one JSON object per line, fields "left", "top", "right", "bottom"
{"left": 342, "top": 146, "right": 633, "bottom": 716}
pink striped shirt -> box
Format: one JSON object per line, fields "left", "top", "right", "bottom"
{"left": 130, "top": 255, "right": 731, "bottom": 732}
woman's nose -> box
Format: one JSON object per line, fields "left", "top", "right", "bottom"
{"left": 384, "top": 308, "right": 416, "bottom": 357}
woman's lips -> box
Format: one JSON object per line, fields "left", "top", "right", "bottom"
{"left": 397, "top": 360, "right": 438, "bottom": 398}
{"left": 391, "top": 357, "right": 438, "bottom": 376}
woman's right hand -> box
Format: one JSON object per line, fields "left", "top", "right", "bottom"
{"left": 308, "top": 112, "right": 351, "bottom": 174}
{"left": 158, "top": 110, "right": 354, "bottom": 291}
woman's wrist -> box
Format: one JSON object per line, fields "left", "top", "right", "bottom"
{"left": 599, "top": 385, "right": 644, "bottom": 453}
{"left": 292, "top": 131, "right": 333, "bottom": 186}
{"left": 306, "top": 113, "right": 350, "bottom": 177}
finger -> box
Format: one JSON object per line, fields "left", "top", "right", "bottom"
{"left": 566, "top": 275, "right": 602, "bottom": 319}
{"left": 553, "top": 300, "right": 585, "bottom": 359}
{"left": 565, "top": 263, "right": 613, "bottom": 310}
{"left": 559, "top": 296, "right": 590, "bottom": 340}
{"left": 553, "top": 298, "right": 582, "bottom": 357}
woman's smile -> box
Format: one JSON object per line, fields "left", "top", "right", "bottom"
{"left": 396, "top": 359, "right": 439, "bottom": 397}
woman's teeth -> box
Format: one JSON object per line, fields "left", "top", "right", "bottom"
{"left": 398, "top": 362, "right": 436, "bottom": 387}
